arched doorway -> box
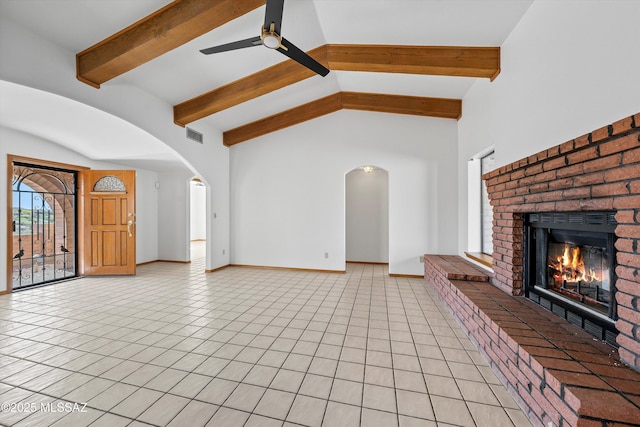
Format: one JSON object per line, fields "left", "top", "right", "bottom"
{"left": 11, "top": 162, "right": 77, "bottom": 289}
{"left": 346, "top": 166, "right": 389, "bottom": 263}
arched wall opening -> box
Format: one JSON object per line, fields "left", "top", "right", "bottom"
{"left": 345, "top": 166, "right": 389, "bottom": 264}
{"left": 2, "top": 80, "right": 229, "bottom": 281}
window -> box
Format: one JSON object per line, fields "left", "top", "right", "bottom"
{"left": 466, "top": 147, "right": 495, "bottom": 267}
{"left": 480, "top": 151, "right": 495, "bottom": 255}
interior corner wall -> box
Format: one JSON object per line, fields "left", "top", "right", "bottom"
{"left": 230, "top": 110, "right": 458, "bottom": 276}
{"left": 0, "top": 127, "right": 159, "bottom": 292}
{"left": 457, "top": 0, "right": 640, "bottom": 255}
{"left": 346, "top": 168, "right": 389, "bottom": 263}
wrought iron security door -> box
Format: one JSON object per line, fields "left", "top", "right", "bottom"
{"left": 12, "top": 163, "right": 77, "bottom": 289}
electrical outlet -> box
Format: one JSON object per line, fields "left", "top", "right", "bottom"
{"left": 222, "top": 249, "right": 225, "bottom": 255}
{"left": 419, "top": 256, "right": 425, "bottom": 263}
{"left": 324, "top": 252, "right": 329, "bottom": 259}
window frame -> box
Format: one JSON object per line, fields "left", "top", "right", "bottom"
{"left": 479, "top": 150, "right": 495, "bottom": 256}
{"left": 465, "top": 146, "right": 495, "bottom": 269}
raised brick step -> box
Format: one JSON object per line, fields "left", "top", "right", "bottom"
{"left": 423, "top": 254, "right": 491, "bottom": 282}
{"left": 424, "top": 255, "right": 640, "bottom": 427}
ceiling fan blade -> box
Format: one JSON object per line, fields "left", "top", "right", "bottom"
{"left": 200, "top": 36, "right": 262, "bottom": 55}
{"left": 264, "top": 0, "right": 285, "bottom": 34}
{"left": 278, "top": 37, "right": 330, "bottom": 77}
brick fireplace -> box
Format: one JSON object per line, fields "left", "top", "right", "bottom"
{"left": 484, "top": 112, "right": 640, "bottom": 371}
{"left": 423, "top": 114, "right": 640, "bottom": 427}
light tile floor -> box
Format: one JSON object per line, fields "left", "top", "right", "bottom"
{"left": 0, "top": 243, "right": 532, "bottom": 427}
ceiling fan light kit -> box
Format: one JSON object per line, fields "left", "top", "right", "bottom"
{"left": 261, "top": 24, "right": 284, "bottom": 50}
{"left": 200, "top": 0, "right": 329, "bottom": 77}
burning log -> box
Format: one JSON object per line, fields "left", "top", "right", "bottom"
{"left": 548, "top": 243, "right": 601, "bottom": 285}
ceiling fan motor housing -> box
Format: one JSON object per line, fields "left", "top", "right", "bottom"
{"left": 261, "top": 25, "right": 281, "bottom": 49}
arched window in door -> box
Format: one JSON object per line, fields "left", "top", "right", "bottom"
{"left": 93, "top": 175, "right": 126, "bottom": 192}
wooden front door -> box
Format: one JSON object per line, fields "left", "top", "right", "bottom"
{"left": 81, "top": 170, "right": 136, "bottom": 275}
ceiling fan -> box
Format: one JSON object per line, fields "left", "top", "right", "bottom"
{"left": 200, "top": 0, "right": 330, "bottom": 77}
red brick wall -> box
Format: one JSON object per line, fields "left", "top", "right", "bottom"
{"left": 483, "top": 113, "right": 640, "bottom": 371}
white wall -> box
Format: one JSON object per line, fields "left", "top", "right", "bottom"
{"left": 346, "top": 168, "right": 389, "bottom": 263}
{"left": 230, "top": 110, "right": 458, "bottom": 276}
{"left": 458, "top": 0, "right": 640, "bottom": 255}
{"left": 131, "top": 168, "right": 160, "bottom": 265}
{"left": 0, "top": 18, "right": 231, "bottom": 272}
{"left": 157, "top": 171, "right": 193, "bottom": 262}
{"left": 190, "top": 181, "right": 207, "bottom": 241}
{"left": 0, "top": 127, "right": 159, "bottom": 292}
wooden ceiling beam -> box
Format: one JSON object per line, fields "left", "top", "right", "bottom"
{"left": 223, "top": 93, "right": 342, "bottom": 146}
{"left": 175, "top": 44, "right": 497, "bottom": 127}
{"left": 174, "top": 46, "right": 328, "bottom": 127}
{"left": 341, "top": 92, "right": 462, "bottom": 119}
{"left": 327, "top": 45, "right": 500, "bottom": 80}
{"left": 76, "top": 0, "right": 265, "bottom": 88}
{"left": 222, "top": 92, "right": 461, "bottom": 146}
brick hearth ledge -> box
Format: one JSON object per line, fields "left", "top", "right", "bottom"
{"left": 424, "top": 255, "right": 640, "bottom": 427}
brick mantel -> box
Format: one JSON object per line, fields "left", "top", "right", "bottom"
{"left": 483, "top": 113, "right": 640, "bottom": 370}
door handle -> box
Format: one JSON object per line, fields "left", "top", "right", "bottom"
{"left": 127, "top": 220, "right": 135, "bottom": 237}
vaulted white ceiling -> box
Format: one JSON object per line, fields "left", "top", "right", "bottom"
{"left": 0, "top": 0, "right": 533, "bottom": 170}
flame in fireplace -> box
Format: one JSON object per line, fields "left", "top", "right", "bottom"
{"left": 549, "top": 244, "right": 600, "bottom": 284}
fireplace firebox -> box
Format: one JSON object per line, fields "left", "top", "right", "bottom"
{"left": 524, "top": 212, "right": 618, "bottom": 346}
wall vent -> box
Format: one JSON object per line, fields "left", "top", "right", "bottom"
{"left": 186, "top": 127, "right": 203, "bottom": 144}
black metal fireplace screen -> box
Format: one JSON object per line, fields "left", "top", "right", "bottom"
{"left": 524, "top": 212, "right": 617, "bottom": 346}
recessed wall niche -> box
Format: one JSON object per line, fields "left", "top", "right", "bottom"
{"left": 345, "top": 166, "right": 389, "bottom": 263}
